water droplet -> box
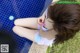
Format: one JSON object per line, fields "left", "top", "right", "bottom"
{"left": 9, "top": 16, "right": 14, "bottom": 20}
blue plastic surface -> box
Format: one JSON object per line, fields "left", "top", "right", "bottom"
{"left": 0, "top": 0, "right": 52, "bottom": 53}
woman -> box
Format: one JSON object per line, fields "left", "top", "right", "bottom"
{"left": 13, "top": 4, "right": 80, "bottom": 46}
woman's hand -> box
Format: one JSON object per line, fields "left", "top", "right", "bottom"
{"left": 37, "top": 15, "right": 45, "bottom": 26}
{"left": 38, "top": 17, "right": 45, "bottom": 25}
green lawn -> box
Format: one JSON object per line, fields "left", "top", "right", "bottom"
{"left": 60, "top": 0, "right": 75, "bottom": 1}
{"left": 49, "top": 31, "right": 80, "bottom": 53}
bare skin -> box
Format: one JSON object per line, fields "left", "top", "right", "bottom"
{"left": 12, "top": 0, "right": 59, "bottom": 42}
{"left": 13, "top": 12, "right": 57, "bottom": 42}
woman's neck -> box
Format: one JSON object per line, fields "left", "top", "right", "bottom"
{"left": 39, "top": 29, "right": 57, "bottom": 40}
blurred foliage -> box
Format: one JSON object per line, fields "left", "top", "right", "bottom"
{"left": 60, "top": 0, "right": 80, "bottom": 2}
{"left": 56, "top": 0, "right": 80, "bottom": 4}
{"left": 49, "top": 31, "right": 80, "bottom": 53}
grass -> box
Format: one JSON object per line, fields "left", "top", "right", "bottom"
{"left": 57, "top": 1, "right": 80, "bottom": 4}
{"left": 49, "top": 31, "right": 80, "bottom": 53}
{"left": 56, "top": 0, "right": 80, "bottom": 4}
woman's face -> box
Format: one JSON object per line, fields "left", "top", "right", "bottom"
{"left": 45, "top": 15, "right": 54, "bottom": 30}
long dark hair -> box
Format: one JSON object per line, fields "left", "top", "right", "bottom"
{"left": 48, "top": 4, "right": 80, "bottom": 44}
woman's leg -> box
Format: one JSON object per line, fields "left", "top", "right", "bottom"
{"left": 13, "top": 26, "right": 38, "bottom": 41}
{"left": 14, "top": 18, "right": 39, "bottom": 29}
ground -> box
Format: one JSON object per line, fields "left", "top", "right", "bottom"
{"left": 50, "top": 31, "right": 80, "bottom": 53}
